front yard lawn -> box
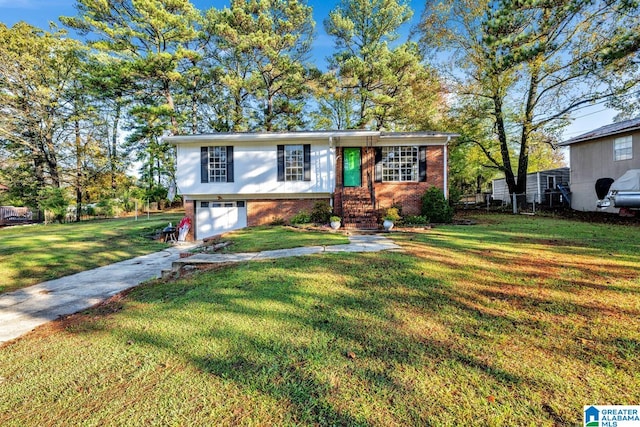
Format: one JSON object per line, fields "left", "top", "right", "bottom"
{"left": 0, "top": 219, "right": 348, "bottom": 294}
{"left": 0, "top": 214, "right": 183, "bottom": 294}
{"left": 1, "top": 214, "right": 639, "bottom": 425}
{"left": 204, "top": 225, "right": 350, "bottom": 253}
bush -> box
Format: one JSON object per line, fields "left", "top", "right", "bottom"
{"left": 270, "top": 216, "right": 285, "bottom": 226}
{"left": 290, "top": 211, "right": 312, "bottom": 225}
{"left": 402, "top": 215, "right": 428, "bottom": 226}
{"left": 310, "top": 201, "right": 332, "bottom": 224}
{"left": 96, "top": 198, "right": 124, "bottom": 217}
{"left": 421, "top": 187, "right": 453, "bottom": 223}
{"left": 448, "top": 186, "right": 462, "bottom": 206}
{"left": 383, "top": 207, "right": 401, "bottom": 221}
{"left": 38, "top": 187, "right": 69, "bottom": 223}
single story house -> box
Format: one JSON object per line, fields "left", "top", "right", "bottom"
{"left": 166, "top": 130, "right": 457, "bottom": 240}
{"left": 491, "top": 167, "right": 570, "bottom": 206}
{"left": 558, "top": 117, "right": 640, "bottom": 212}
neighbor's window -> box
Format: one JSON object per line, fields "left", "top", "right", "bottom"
{"left": 285, "top": 145, "right": 304, "bottom": 181}
{"left": 382, "top": 146, "right": 419, "bottom": 182}
{"left": 614, "top": 136, "right": 632, "bottom": 161}
{"left": 208, "top": 146, "right": 227, "bottom": 182}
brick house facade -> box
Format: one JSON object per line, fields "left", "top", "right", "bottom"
{"left": 167, "top": 131, "right": 455, "bottom": 240}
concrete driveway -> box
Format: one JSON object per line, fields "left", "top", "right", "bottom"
{"left": 0, "top": 244, "right": 196, "bottom": 345}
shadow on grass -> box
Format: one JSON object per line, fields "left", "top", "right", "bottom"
{"left": 104, "top": 252, "right": 555, "bottom": 425}
{"left": 48, "top": 218, "right": 640, "bottom": 424}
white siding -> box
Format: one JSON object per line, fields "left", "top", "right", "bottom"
{"left": 176, "top": 141, "right": 334, "bottom": 197}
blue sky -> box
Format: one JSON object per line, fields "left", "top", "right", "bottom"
{"left": 0, "top": 0, "right": 617, "bottom": 141}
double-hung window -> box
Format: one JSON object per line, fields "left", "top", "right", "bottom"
{"left": 614, "top": 136, "right": 632, "bottom": 161}
{"left": 200, "top": 146, "right": 234, "bottom": 183}
{"left": 285, "top": 145, "right": 304, "bottom": 181}
{"left": 208, "top": 146, "right": 227, "bottom": 182}
{"left": 277, "top": 144, "right": 311, "bottom": 182}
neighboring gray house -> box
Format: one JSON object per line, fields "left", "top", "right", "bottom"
{"left": 558, "top": 117, "right": 640, "bottom": 212}
{"left": 492, "top": 167, "right": 570, "bottom": 206}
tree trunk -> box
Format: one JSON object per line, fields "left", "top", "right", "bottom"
{"left": 110, "top": 99, "right": 121, "bottom": 196}
{"left": 493, "top": 93, "right": 516, "bottom": 194}
{"left": 43, "top": 132, "right": 60, "bottom": 188}
{"left": 265, "top": 91, "right": 274, "bottom": 132}
{"left": 163, "top": 80, "right": 178, "bottom": 134}
{"left": 33, "top": 152, "right": 46, "bottom": 189}
{"left": 75, "top": 118, "right": 83, "bottom": 222}
{"left": 191, "top": 72, "right": 198, "bottom": 134}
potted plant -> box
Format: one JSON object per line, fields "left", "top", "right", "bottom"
{"left": 383, "top": 207, "right": 400, "bottom": 231}
{"left": 330, "top": 215, "right": 341, "bottom": 230}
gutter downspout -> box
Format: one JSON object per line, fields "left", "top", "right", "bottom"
{"left": 444, "top": 136, "right": 450, "bottom": 199}
{"left": 536, "top": 172, "right": 541, "bottom": 204}
{"left": 329, "top": 136, "right": 335, "bottom": 208}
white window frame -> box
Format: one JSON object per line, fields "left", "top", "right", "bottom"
{"left": 208, "top": 146, "right": 227, "bottom": 182}
{"left": 614, "top": 136, "right": 633, "bottom": 161}
{"left": 382, "top": 146, "right": 419, "bottom": 182}
{"left": 285, "top": 145, "right": 304, "bottom": 181}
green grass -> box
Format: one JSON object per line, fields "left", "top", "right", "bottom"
{"left": 0, "top": 220, "right": 350, "bottom": 294}
{"left": 0, "top": 214, "right": 183, "bottom": 293}
{"left": 1, "top": 214, "right": 639, "bottom": 425}
{"left": 214, "top": 225, "right": 350, "bottom": 253}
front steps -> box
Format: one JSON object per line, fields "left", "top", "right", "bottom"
{"left": 340, "top": 187, "right": 379, "bottom": 230}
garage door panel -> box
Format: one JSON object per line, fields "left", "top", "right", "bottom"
{"left": 196, "top": 201, "right": 247, "bottom": 240}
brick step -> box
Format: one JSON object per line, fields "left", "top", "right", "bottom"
{"left": 343, "top": 199, "right": 373, "bottom": 204}
{"left": 343, "top": 223, "right": 379, "bottom": 230}
{"left": 344, "top": 208, "right": 376, "bottom": 213}
{"left": 343, "top": 197, "right": 371, "bottom": 202}
{"left": 345, "top": 211, "right": 377, "bottom": 216}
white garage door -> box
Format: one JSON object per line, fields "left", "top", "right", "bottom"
{"left": 196, "top": 201, "right": 247, "bottom": 240}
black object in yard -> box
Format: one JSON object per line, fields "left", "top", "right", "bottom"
{"left": 595, "top": 178, "right": 614, "bottom": 199}
{"left": 162, "top": 225, "right": 177, "bottom": 242}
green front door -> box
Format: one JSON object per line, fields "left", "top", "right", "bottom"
{"left": 343, "top": 148, "right": 361, "bottom": 187}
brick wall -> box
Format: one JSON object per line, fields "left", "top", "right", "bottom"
{"left": 183, "top": 200, "right": 196, "bottom": 241}
{"left": 247, "top": 198, "right": 331, "bottom": 226}
{"left": 374, "top": 182, "right": 432, "bottom": 215}
{"left": 335, "top": 145, "right": 446, "bottom": 216}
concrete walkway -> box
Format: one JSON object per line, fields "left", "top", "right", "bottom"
{"left": 171, "top": 234, "right": 401, "bottom": 268}
{"left": 0, "top": 234, "right": 400, "bottom": 345}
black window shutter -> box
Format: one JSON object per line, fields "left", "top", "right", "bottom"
{"left": 277, "top": 145, "right": 285, "bottom": 181}
{"left": 374, "top": 147, "right": 383, "bottom": 182}
{"left": 303, "top": 144, "right": 311, "bottom": 181}
{"left": 419, "top": 146, "right": 427, "bottom": 182}
{"left": 226, "top": 146, "right": 234, "bottom": 182}
{"left": 200, "top": 147, "right": 209, "bottom": 183}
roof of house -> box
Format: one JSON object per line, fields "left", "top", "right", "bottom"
{"left": 164, "top": 130, "right": 459, "bottom": 145}
{"left": 559, "top": 117, "right": 640, "bottom": 146}
{"left": 0, "top": 184, "right": 9, "bottom": 191}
